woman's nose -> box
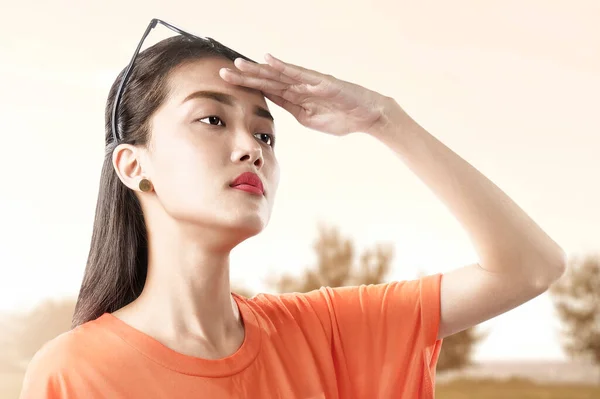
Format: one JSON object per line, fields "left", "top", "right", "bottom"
{"left": 231, "top": 134, "right": 263, "bottom": 168}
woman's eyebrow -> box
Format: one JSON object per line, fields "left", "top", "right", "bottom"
{"left": 182, "top": 90, "right": 274, "bottom": 122}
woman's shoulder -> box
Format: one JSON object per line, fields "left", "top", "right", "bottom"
{"left": 240, "top": 288, "right": 330, "bottom": 316}
{"left": 238, "top": 275, "right": 441, "bottom": 335}
{"left": 23, "top": 315, "right": 116, "bottom": 380}
{"left": 20, "top": 315, "right": 125, "bottom": 397}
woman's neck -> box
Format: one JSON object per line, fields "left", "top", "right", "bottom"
{"left": 112, "top": 221, "right": 246, "bottom": 359}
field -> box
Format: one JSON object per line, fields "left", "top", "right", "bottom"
{"left": 437, "top": 378, "right": 600, "bottom": 399}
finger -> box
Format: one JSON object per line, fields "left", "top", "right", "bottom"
{"left": 219, "top": 68, "right": 288, "bottom": 95}
{"left": 234, "top": 58, "right": 298, "bottom": 85}
{"left": 264, "top": 93, "right": 304, "bottom": 119}
{"left": 264, "top": 53, "right": 324, "bottom": 86}
{"left": 220, "top": 68, "right": 303, "bottom": 104}
{"left": 226, "top": 63, "right": 310, "bottom": 95}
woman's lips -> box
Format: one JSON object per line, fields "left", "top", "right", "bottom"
{"left": 230, "top": 172, "right": 264, "bottom": 195}
{"left": 231, "top": 184, "right": 264, "bottom": 195}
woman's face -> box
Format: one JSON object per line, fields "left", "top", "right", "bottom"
{"left": 143, "top": 56, "right": 280, "bottom": 238}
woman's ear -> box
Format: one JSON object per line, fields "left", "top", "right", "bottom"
{"left": 112, "top": 144, "right": 151, "bottom": 192}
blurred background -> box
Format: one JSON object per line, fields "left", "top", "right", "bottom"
{"left": 0, "top": 0, "right": 598, "bottom": 397}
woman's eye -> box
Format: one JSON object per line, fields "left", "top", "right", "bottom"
{"left": 198, "top": 116, "right": 225, "bottom": 126}
{"left": 255, "top": 133, "right": 275, "bottom": 147}
{"left": 196, "top": 116, "right": 273, "bottom": 147}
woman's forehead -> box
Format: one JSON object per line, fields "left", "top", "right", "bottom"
{"left": 167, "top": 57, "right": 267, "bottom": 106}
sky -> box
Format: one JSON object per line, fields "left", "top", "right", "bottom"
{"left": 0, "top": 0, "right": 598, "bottom": 361}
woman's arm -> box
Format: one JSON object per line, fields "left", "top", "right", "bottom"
{"left": 367, "top": 98, "right": 566, "bottom": 340}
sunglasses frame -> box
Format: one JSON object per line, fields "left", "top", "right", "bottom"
{"left": 111, "top": 18, "right": 256, "bottom": 143}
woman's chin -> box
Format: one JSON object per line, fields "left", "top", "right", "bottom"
{"left": 232, "top": 215, "right": 269, "bottom": 237}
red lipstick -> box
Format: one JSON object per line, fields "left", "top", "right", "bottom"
{"left": 230, "top": 172, "right": 264, "bottom": 195}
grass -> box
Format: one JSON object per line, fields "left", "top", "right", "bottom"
{"left": 437, "top": 378, "right": 600, "bottom": 399}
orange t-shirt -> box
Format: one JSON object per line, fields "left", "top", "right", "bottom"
{"left": 20, "top": 274, "right": 443, "bottom": 398}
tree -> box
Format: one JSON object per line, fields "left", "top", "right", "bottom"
{"left": 436, "top": 325, "right": 486, "bottom": 371}
{"left": 550, "top": 253, "right": 600, "bottom": 381}
{"left": 269, "top": 223, "right": 482, "bottom": 372}
{"left": 269, "top": 224, "right": 392, "bottom": 292}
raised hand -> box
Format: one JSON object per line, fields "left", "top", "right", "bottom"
{"left": 219, "top": 54, "right": 394, "bottom": 136}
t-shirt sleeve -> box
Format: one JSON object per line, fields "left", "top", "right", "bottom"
{"left": 303, "top": 273, "right": 443, "bottom": 397}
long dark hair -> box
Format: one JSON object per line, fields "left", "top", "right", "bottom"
{"left": 72, "top": 36, "right": 241, "bottom": 328}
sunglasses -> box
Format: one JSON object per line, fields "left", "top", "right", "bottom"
{"left": 111, "top": 18, "right": 256, "bottom": 143}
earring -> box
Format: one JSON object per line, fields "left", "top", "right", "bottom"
{"left": 139, "top": 178, "right": 152, "bottom": 192}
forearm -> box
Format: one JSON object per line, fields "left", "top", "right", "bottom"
{"left": 368, "top": 97, "right": 566, "bottom": 285}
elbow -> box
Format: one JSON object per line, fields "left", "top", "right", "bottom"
{"left": 530, "top": 250, "right": 568, "bottom": 292}
{"left": 549, "top": 247, "right": 568, "bottom": 282}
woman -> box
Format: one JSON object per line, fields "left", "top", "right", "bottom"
{"left": 20, "top": 19, "right": 566, "bottom": 398}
